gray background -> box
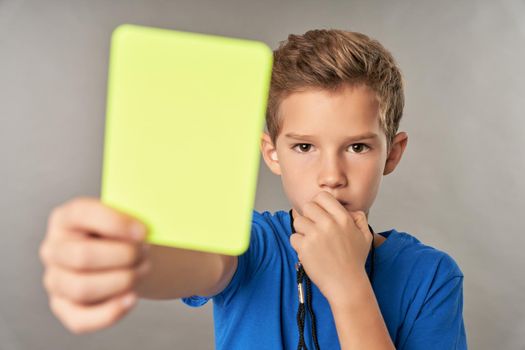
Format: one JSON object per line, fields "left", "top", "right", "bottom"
{"left": 1, "top": 0, "right": 524, "bottom": 349}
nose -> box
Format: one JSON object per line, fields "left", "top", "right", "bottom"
{"left": 318, "top": 154, "right": 348, "bottom": 189}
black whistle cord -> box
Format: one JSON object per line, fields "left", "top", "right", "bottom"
{"left": 289, "top": 209, "right": 376, "bottom": 350}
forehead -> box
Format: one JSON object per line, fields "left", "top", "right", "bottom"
{"left": 279, "top": 84, "right": 381, "bottom": 135}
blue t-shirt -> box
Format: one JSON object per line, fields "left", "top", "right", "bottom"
{"left": 181, "top": 210, "right": 467, "bottom": 349}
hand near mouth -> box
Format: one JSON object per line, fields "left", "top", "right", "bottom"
{"left": 289, "top": 191, "right": 373, "bottom": 303}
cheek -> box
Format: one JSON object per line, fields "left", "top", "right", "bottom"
{"left": 281, "top": 169, "right": 306, "bottom": 197}
{"left": 280, "top": 169, "right": 313, "bottom": 209}
{"left": 279, "top": 153, "right": 311, "bottom": 180}
{"left": 348, "top": 159, "right": 383, "bottom": 202}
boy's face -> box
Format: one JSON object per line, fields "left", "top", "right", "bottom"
{"left": 260, "top": 84, "right": 408, "bottom": 217}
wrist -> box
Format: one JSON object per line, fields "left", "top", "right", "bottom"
{"left": 326, "top": 269, "right": 371, "bottom": 309}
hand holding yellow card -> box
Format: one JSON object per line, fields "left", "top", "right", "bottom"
{"left": 100, "top": 24, "right": 273, "bottom": 255}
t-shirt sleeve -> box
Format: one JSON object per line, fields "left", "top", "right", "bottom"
{"left": 400, "top": 254, "right": 468, "bottom": 350}
{"left": 180, "top": 210, "right": 268, "bottom": 308}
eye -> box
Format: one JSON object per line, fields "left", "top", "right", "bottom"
{"left": 349, "top": 143, "right": 370, "bottom": 153}
{"left": 292, "top": 143, "right": 313, "bottom": 153}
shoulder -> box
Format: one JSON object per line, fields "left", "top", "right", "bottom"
{"left": 251, "top": 209, "right": 288, "bottom": 227}
{"left": 385, "top": 229, "right": 465, "bottom": 316}
{"left": 209, "top": 209, "right": 288, "bottom": 305}
{"left": 250, "top": 209, "right": 290, "bottom": 243}
{"left": 391, "top": 229, "right": 464, "bottom": 279}
{"left": 232, "top": 209, "right": 290, "bottom": 270}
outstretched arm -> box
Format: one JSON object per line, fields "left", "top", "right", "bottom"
{"left": 136, "top": 244, "right": 237, "bottom": 300}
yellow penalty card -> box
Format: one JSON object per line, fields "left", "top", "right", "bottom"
{"left": 100, "top": 24, "right": 273, "bottom": 255}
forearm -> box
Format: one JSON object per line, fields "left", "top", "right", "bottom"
{"left": 135, "top": 244, "right": 233, "bottom": 300}
{"left": 328, "top": 271, "right": 395, "bottom": 350}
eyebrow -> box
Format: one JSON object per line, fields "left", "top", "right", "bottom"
{"left": 284, "top": 132, "right": 379, "bottom": 142}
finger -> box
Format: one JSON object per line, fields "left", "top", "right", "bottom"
{"left": 44, "top": 260, "right": 150, "bottom": 305}
{"left": 42, "top": 236, "right": 144, "bottom": 271}
{"left": 49, "top": 197, "right": 147, "bottom": 242}
{"left": 291, "top": 214, "right": 316, "bottom": 237}
{"left": 312, "top": 191, "right": 350, "bottom": 224}
{"left": 301, "top": 200, "right": 333, "bottom": 230}
{"left": 289, "top": 233, "right": 304, "bottom": 255}
{"left": 48, "top": 292, "right": 137, "bottom": 334}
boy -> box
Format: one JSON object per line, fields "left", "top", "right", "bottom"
{"left": 39, "top": 29, "right": 467, "bottom": 349}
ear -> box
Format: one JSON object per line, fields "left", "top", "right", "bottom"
{"left": 260, "top": 132, "right": 282, "bottom": 175}
{"left": 383, "top": 132, "right": 408, "bottom": 176}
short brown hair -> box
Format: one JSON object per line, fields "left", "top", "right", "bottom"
{"left": 266, "top": 29, "right": 404, "bottom": 151}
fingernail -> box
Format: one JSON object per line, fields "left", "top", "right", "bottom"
{"left": 130, "top": 222, "right": 147, "bottom": 241}
{"left": 122, "top": 293, "right": 137, "bottom": 307}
